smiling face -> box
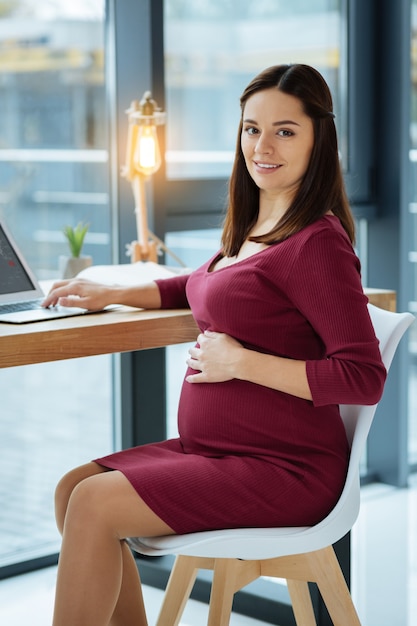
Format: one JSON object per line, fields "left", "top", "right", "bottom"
{"left": 241, "top": 88, "right": 314, "bottom": 204}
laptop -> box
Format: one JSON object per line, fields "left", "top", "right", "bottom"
{"left": 0, "top": 220, "right": 102, "bottom": 324}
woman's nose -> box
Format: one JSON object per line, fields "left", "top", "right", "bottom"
{"left": 254, "top": 134, "right": 272, "bottom": 154}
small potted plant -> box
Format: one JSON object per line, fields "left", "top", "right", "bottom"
{"left": 59, "top": 221, "right": 92, "bottom": 278}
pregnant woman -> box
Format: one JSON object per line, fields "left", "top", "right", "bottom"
{"left": 43, "top": 63, "right": 386, "bottom": 626}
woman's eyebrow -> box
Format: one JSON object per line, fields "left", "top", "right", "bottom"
{"left": 243, "top": 118, "right": 301, "bottom": 127}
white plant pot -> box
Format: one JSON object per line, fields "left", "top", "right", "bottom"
{"left": 59, "top": 255, "right": 92, "bottom": 279}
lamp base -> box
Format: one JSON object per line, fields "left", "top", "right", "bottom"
{"left": 130, "top": 240, "right": 158, "bottom": 263}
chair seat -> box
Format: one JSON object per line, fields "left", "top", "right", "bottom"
{"left": 128, "top": 479, "right": 359, "bottom": 560}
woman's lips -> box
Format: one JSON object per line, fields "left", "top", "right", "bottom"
{"left": 254, "top": 161, "right": 281, "bottom": 172}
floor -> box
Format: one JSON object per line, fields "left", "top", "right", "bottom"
{"left": 0, "top": 565, "right": 269, "bottom": 626}
{"left": 0, "top": 475, "right": 416, "bottom": 626}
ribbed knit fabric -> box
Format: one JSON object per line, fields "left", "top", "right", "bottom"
{"left": 95, "top": 216, "right": 386, "bottom": 534}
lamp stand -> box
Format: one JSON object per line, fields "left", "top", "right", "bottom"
{"left": 130, "top": 174, "right": 158, "bottom": 263}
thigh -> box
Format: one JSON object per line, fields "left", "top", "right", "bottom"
{"left": 68, "top": 468, "right": 176, "bottom": 539}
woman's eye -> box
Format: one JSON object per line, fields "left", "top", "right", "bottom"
{"left": 278, "top": 129, "right": 294, "bottom": 137}
{"left": 244, "top": 126, "right": 258, "bottom": 135}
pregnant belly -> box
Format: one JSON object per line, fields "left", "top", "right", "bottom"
{"left": 177, "top": 375, "right": 291, "bottom": 456}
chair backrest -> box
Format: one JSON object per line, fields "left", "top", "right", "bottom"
{"left": 340, "top": 304, "right": 414, "bottom": 468}
{"left": 322, "top": 304, "right": 415, "bottom": 541}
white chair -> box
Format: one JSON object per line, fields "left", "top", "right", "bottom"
{"left": 128, "top": 304, "right": 414, "bottom": 626}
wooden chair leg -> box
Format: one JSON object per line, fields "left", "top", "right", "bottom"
{"left": 206, "top": 559, "right": 236, "bottom": 626}
{"left": 313, "top": 546, "right": 361, "bottom": 626}
{"left": 156, "top": 547, "right": 360, "bottom": 626}
{"left": 207, "top": 559, "right": 261, "bottom": 626}
{"left": 155, "top": 555, "right": 201, "bottom": 626}
{"left": 287, "top": 579, "right": 317, "bottom": 626}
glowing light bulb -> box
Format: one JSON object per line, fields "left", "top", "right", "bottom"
{"left": 133, "top": 124, "right": 161, "bottom": 176}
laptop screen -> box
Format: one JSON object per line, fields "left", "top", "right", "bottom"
{"left": 0, "top": 224, "right": 36, "bottom": 296}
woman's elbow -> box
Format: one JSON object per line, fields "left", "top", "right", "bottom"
{"left": 362, "top": 365, "right": 387, "bottom": 405}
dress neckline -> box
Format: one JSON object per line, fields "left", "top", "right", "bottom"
{"left": 207, "top": 215, "right": 339, "bottom": 274}
{"left": 207, "top": 245, "right": 273, "bottom": 274}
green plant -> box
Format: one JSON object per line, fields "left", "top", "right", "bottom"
{"left": 63, "top": 222, "right": 90, "bottom": 257}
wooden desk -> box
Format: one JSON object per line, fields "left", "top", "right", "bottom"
{"left": 0, "top": 288, "right": 395, "bottom": 369}
{"left": 0, "top": 308, "right": 199, "bottom": 369}
{"left": 364, "top": 288, "right": 396, "bottom": 313}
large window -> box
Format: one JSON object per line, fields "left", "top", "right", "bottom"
{"left": 0, "top": 0, "right": 114, "bottom": 575}
{"left": 1, "top": 2, "right": 414, "bottom": 624}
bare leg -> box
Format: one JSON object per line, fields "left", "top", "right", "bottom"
{"left": 53, "top": 462, "right": 174, "bottom": 626}
{"left": 109, "top": 540, "right": 148, "bottom": 626}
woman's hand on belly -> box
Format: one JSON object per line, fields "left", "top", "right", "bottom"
{"left": 185, "top": 330, "right": 244, "bottom": 383}
{"left": 186, "top": 330, "right": 312, "bottom": 401}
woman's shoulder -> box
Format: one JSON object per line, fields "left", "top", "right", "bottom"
{"left": 270, "top": 215, "right": 358, "bottom": 278}
{"left": 277, "top": 215, "right": 351, "bottom": 256}
{"left": 299, "top": 214, "right": 348, "bottom": 240}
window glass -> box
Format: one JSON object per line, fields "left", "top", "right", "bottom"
{"left": 0, "top": 356, "right": 112, "bottom": 570}
{"left": 0, "top": 0, "right": 109, "bottom": 273}
{"left": 409, "top": 0, "right": 417, "bottom": 464}
{"left": 164, "top": 0, "right": 344, "bottom": 179}
{"left": 0, "top": 0, "right": 113, "bottom": 571}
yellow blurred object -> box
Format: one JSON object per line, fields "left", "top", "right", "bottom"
{"left": 122, "top": 92, "right": 166, "bottom": 262}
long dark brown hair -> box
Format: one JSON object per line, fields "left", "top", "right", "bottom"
{"left": 221, "top": 64, "right": 355, "bottom": 257}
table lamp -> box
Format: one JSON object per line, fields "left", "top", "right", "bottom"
{"left": 122, "top": 91, "right": 166, "bottom": 263}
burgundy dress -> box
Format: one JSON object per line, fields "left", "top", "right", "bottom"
{"left": 94, "top": 216, "right": 386, "bottom": 534}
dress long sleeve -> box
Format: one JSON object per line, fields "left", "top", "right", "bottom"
{"left": 286, "top": 225, "right": 386, "bottom": 406}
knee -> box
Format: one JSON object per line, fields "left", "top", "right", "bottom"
{"left": 62, "top": 473, "right": 110, "bottom": 534}
{"left": 55, "top": 469, "right": 78, "bottom": 534}
{"left": 55, "top": 465, "right": 97, "bottom": 534}
{"left": 55, "top": 462, "right": 106, "bottom": 534}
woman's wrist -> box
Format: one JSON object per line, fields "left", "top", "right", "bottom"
{"left": 233, "top": 346, "right": 253, "bottom": 381}
{"left": 234, "top": 348, "right": 312, "bottom": 400}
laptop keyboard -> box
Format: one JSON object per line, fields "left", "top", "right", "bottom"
{"left": 0, "top": 299, "right": 43, "bottom": 313}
